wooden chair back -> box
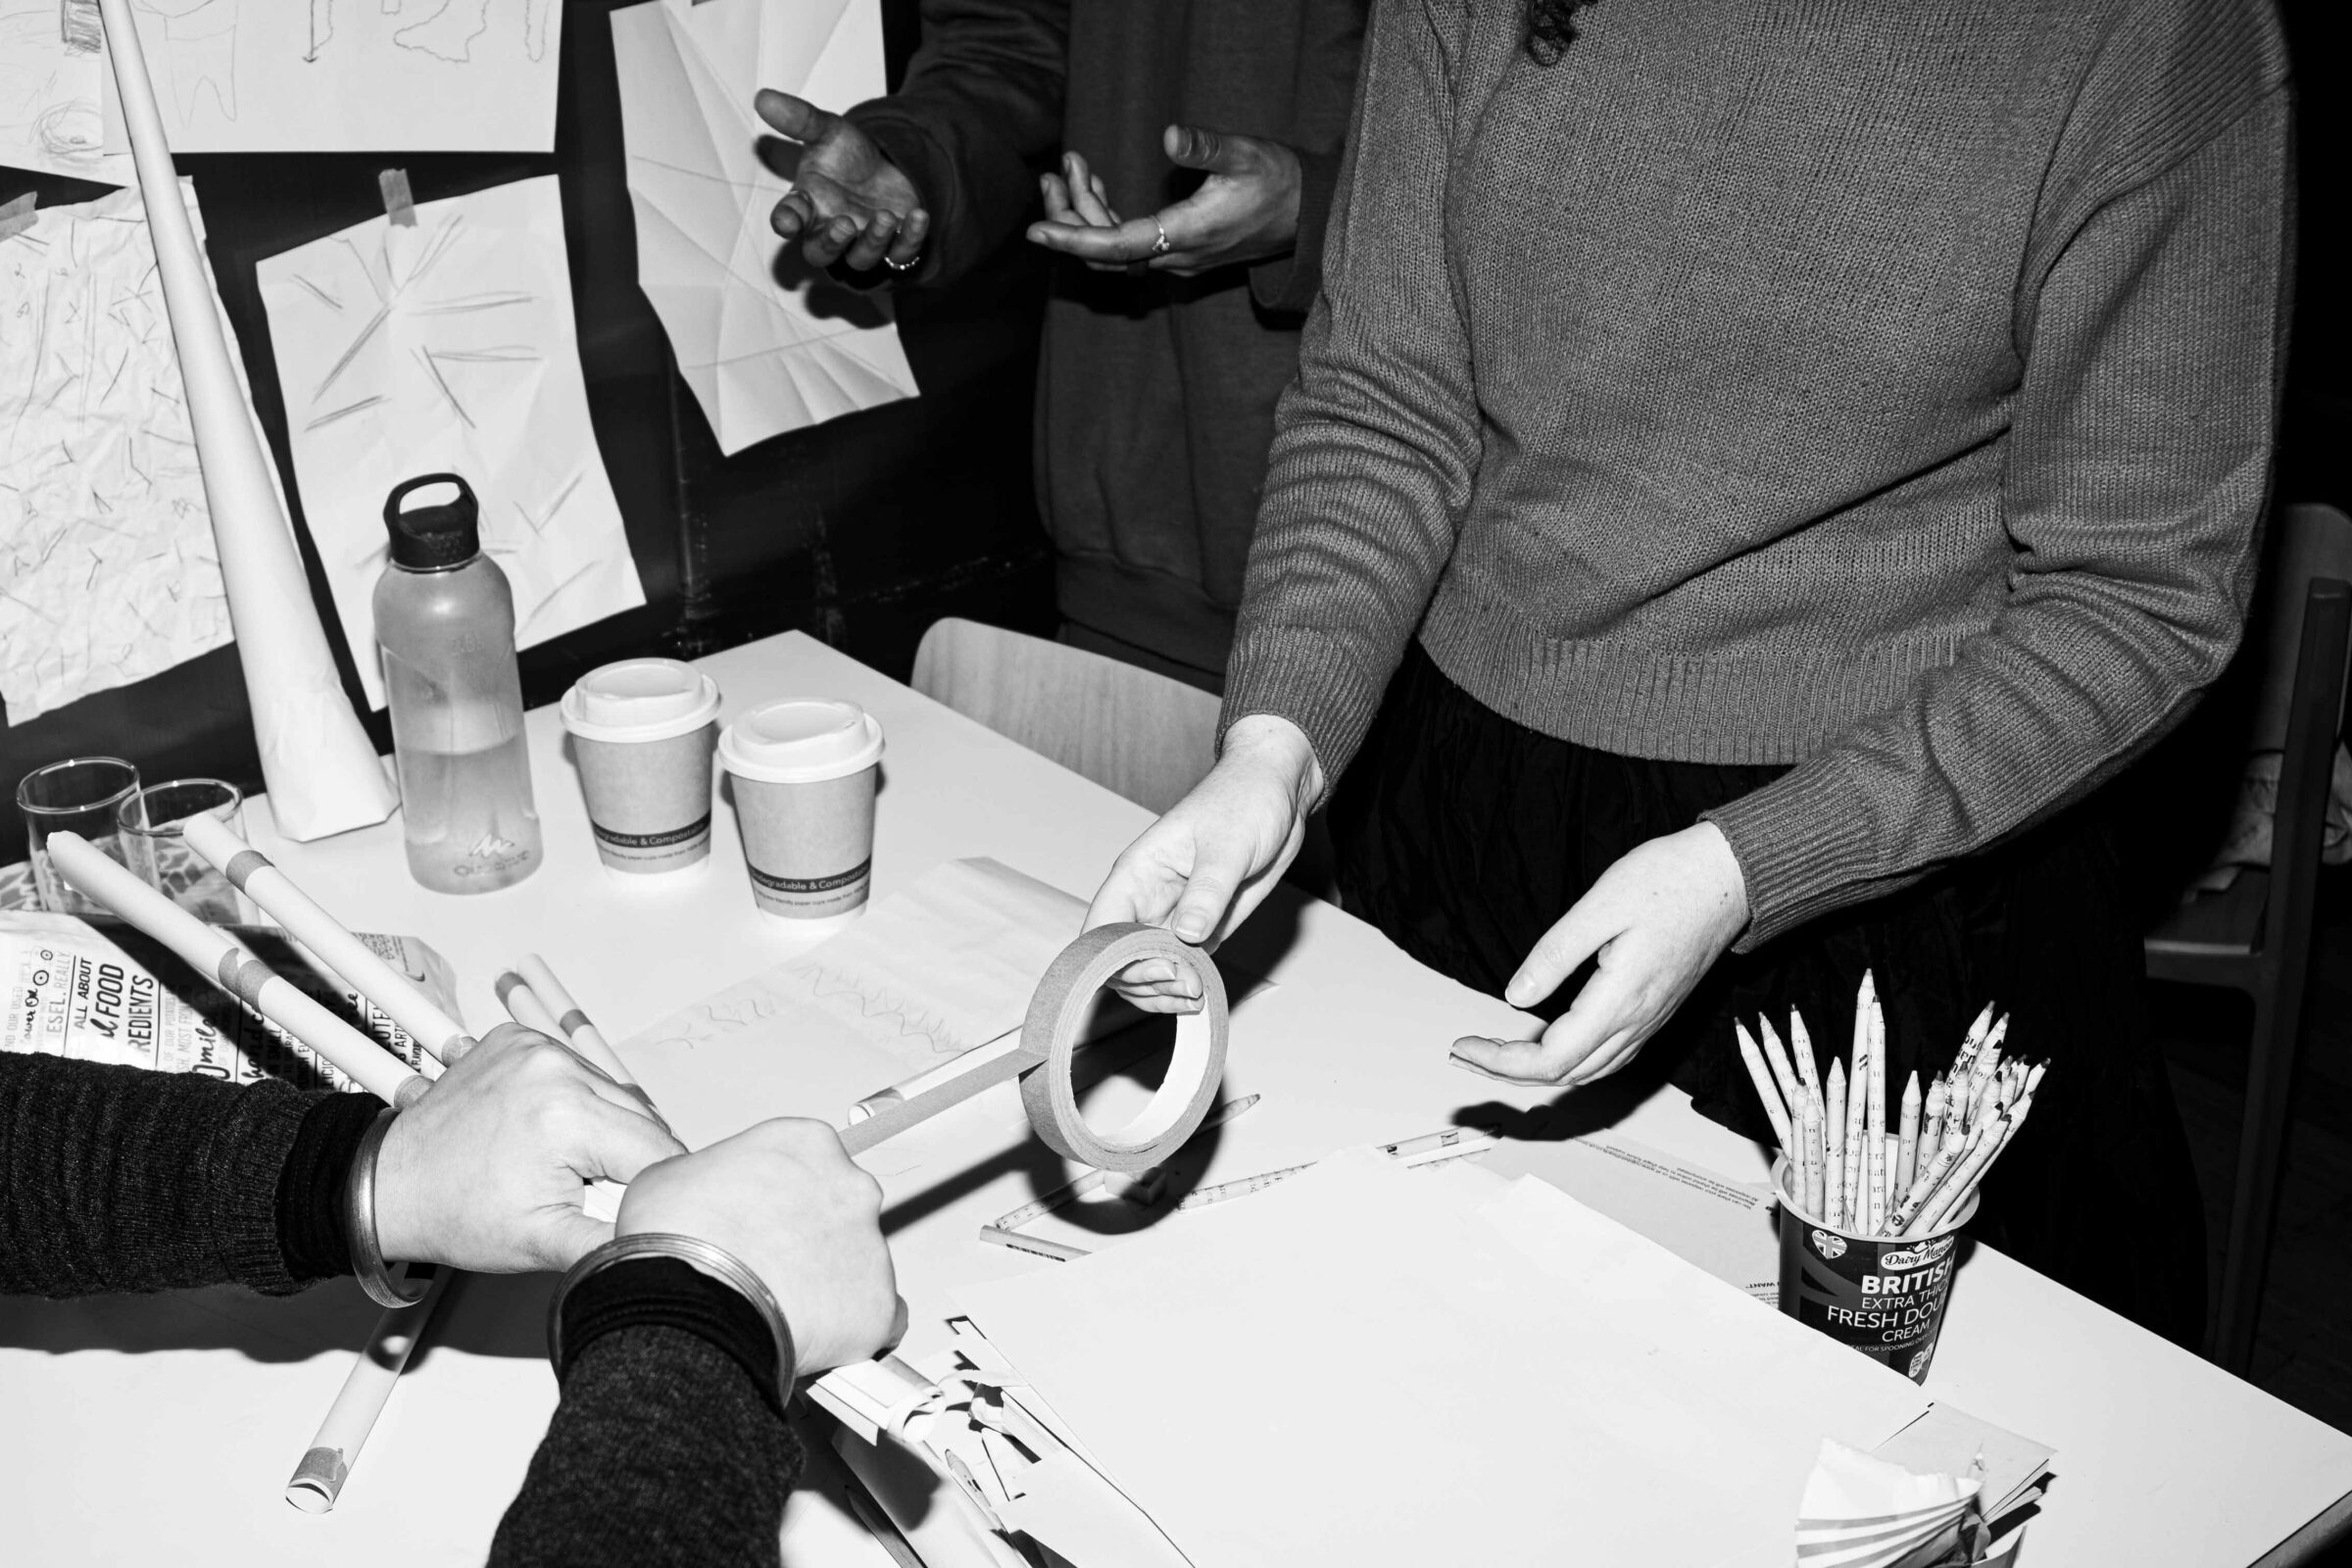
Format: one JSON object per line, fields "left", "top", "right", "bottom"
{"left": 910, "top": 618, "right": 1223, "bottom": 815}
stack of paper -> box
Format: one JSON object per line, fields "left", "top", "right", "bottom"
{"left": 953, "top": 1149, "right": 1951, "bottom": 1568}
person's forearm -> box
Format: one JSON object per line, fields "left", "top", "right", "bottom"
{"left": 845, "top": 0, "right": 1069, "bottom": 288}
{"left": 492, "top": 1261, "right": 802, "bottom": 1568}
{"left": 0, "top": 1054, "right": 370, "bottom": 1297}
{"left": 1705, "top": 92, "right": 2290, "bottom": 948}
{"left": 1221, "top": 0, "right": 1483, "bottom": 806}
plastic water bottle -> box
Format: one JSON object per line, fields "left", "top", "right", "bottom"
{"left": 372, "top": 473, "right": 542, "bottom": 893}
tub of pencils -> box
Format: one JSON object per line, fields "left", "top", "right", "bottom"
{"left": 1738, "top": 976, "right": 2042, "bottom": 1385}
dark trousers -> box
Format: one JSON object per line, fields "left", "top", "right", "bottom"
{"left": 1331, "top": 642, "right": 2207, "bottom": 1347}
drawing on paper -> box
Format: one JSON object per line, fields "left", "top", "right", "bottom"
{"left": 0, "top": 182, "right": 265, "bottom": 724}
{"left": 255, "top": 175, "right": 644, "bottom": 710}
{"left": 0, "top": 0, "right": 127, "bottom": 182}
{"left": 103, "top": 0, "right": 563, "bottom": 153}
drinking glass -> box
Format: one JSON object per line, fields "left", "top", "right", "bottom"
{"left": 17, "top": 758, "right": 142, "bottom": 915}
{"left": 118, "top": 778, "right": 257, "bottom": 925}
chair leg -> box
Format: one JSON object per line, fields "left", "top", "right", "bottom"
{"left": 2212, "top": 980, "right": 2309, "bottom": 1376}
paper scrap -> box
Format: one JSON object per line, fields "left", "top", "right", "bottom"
{"left": 788, "top": 857, "right": 1088, "bottom": 1074}
{"left": 98, "top": 0, "right": 562, "bottom": 155}
{"left": 0, "top": 179, "right": 268, "bottom": 723}
{"left": 254, "top": 174, "right": 644, "bottom": 708}
{"left": 1481, "top": 1130, "right": 1781, "bottom": 1301}
{"left": 956, "top": 1151, "right": 1932, "bottom": 1568}
{"left": 611, "top": 0, "right": 919, "bottom": 455}
{"left": 1797, "top": 1439, "right": 1987, "bottom": 1568}
{"left": 0, "top": 0, "right": 128, "bottom": 183}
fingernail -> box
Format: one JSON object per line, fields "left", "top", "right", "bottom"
{"left": 1174, "top": 916, "right": 1207, "bottom": 943}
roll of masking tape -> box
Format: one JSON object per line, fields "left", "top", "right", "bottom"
{"left": 837, "top": 922, "right": 1228, "bottom": 1172}
{"left": 1018, "top": 922, "right": 1228, "bottom": 1173}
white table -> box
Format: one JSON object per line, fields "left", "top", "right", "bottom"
{"left": 3, "top": 631, "right": 2347, "bottom": 1566}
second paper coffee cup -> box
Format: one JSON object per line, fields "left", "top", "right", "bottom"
{"left": 718, "top": 698, "right": 884, "bottom": 920}
{"left": 560, "top": 659, "right": 722, "bottom": 876}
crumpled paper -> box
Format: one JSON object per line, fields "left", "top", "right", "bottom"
{"left": 1795, "top": 1439, "right": 2020, "bottom": 1568}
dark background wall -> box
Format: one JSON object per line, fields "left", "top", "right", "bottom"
{"left": 0, "top": 2, "right": 2341, "bottom": 866}
{"left": 0, "top": 0, "right": 1054, "bottom": 862}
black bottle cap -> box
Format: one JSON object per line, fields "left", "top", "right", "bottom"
{"left": 383, "top": 473, "right": 482, "bottom": 570}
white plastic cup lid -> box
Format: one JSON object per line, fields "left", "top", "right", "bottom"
{"left": 561, "top": 660, "right": 722, "bottom": 744}
{"left": 719, "top": 699, "right": 885, "bottom": 784}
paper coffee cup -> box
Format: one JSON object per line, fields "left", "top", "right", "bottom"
{"left": 560, "top": 660, "right": 721, "bottom": 876}
{"left": 1772, "top": 1157, "right": 1976, "bottom": 1384}
{"left": 718, "top": 699, "right": 883, "bottom": 920}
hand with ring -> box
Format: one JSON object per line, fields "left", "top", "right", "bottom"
{"left": 756, "top": 88, "right": 929, "bottom": 278}
{"left": 1028, "top": 125, "right": 1304, "bottom": 276}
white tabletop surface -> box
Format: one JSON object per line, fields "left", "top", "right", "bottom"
{"left": 3, "top": 630, "right": 2348, "bottom": 1566}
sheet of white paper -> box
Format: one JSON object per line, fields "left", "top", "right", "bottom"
{"left": 1481, "top": 1130, "right": 1781, "bottom": 1300}
{"left": 789, "top": 857, "right": 1087, "bottom": 1074}
{"left": 1876, "top": 1405, "right": 2053, "bottom": 1523}
{"left": 0, "top": 180, "right": 268, "bottom": 723}
{"left": 254, "top": 175, "right": 643, "bottom": 708}
{"left": 0, "top": 1, "right": 129, "bottom": 182}
{"left": 957, "top": 1151, "right": 1932, "bottom": 1568}
{"left": 97, "top": 0, "right": 562, "bottom": 154}
{"left": 610, "top": 0, "right": 918, "bottom": 455}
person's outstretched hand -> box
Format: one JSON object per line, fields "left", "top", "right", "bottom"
{"left": 1027, "top": 124, "right": 1303, "bottom": 275}
{"left": 616, "top": 1120, "right": 901, "bottom": 1379}
{"left": 1084, "top": 714, "right": 1324, "bottom": 1010}
{"left": 1450, "top": 823, "right": 1750, "bottom": 1088}
{"left": 757, "top": 89, "right": 930, "bottom": 274}
{"left": 375, "top": 1023, "right": 684, "bottom": 1274}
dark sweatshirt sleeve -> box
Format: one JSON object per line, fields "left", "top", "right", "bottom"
{"left": 1247, "top": 143, "right": 1345, "bottom": 318}
{"left": 491, "top": 1261, "right": 803, "bottom": 1568}
{"left": 1702, "top": 28, "right": 2292, "bottom": 947}
{"left": 843, "top": 0, "right": 1069, "bottom": 291}
{"left": 0, "top": 1053, "right": 372, "bottom": 1298}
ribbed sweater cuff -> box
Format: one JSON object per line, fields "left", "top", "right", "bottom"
{"left": 1220, "top": 624, "right": 1395, "bottom": 807}
{"left": 273, "top": 1091, "right": 380, "bottom": 1284}
{"left": 215, "top": 1080, "right": 336, "bottom": 1296}
{"left": 1701, "top": 754, "right": 1882, "bottom": 952}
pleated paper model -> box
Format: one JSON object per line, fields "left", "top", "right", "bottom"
{"left": 610, "top": 0, "right": 919, "bottom": 456}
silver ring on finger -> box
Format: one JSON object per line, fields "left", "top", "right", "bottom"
{"left": 1151, "top": 216, "right": 1171, "bottom": 257}
{"left": 885, "top": 252, "right": 918, "bottom": 273}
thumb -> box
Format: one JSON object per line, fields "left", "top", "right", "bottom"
{"left": 574, "top": 1100, "right": 689, "bottom": 1186}
{"left": 1168, "top": 833, "right": 1255, "bottom": 945}
{"left": 756, "top": 88, "right": 832, "bottom": 143}
{"left": 1163, "top": 123, "right": 1250, "bottom": 175}
{"left": 533, "top": 1206, "right": 614, "bottom": 1273}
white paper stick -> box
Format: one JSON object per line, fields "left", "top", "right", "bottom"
{"left": 1736, "top": 1022, "right": 1793, "bottom": 1152}
{"left": 1788, "top": 1009, "right": 1823, "bottom": 1103}
{"left": 1895, "top": 1072, "right": 1922, "bottom": 1195}
{"left": 1912, "top": 1110, "right": 2011, "bottom": 1236}
{"left": 1755, "top": 1016, "right": 1803, "bottom": 1128}
{"left": 285, "top": 1267, "right": 451, "bottom": 1512}
{"left": 96, "top": 0, "right": 397, "bottom": 842}
{"left": 1799, "top": 1095, "right": 1826, "bottom": 1218}
{"left": 1824, "top": 1058, "right": 1848, "bottom": 1229}
{"left": 46, "top": 832, "right": 426, "bottom": 1107}
{"left": 495, "top": 970, "right": 567, "bottom": 1038}
{"left": 515, "top": 954, "right": 636, "bottom": 1086}
{"left": 182, "top": 813, "right": 470, "bottom": 1063}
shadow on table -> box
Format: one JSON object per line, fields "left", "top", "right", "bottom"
{"left": 0, "top": 1267, "right": 556, "bottom": 1364}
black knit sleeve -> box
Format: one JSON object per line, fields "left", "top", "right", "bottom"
{"left": 0, "top": 1053, "right": 371, "bottom": 1297}
{"left": 490, "top": 1260, "right": 804, "bottom": 1568}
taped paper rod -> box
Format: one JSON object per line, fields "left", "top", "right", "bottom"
{"left": 97, "top": 0, "right": 397, "bottom": 842}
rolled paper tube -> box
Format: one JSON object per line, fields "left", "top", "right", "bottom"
{"left": 285, "top": 1266, "right": 451, "bottom": 1512}
{"left": 1895, "top": 1072, "right": 1922, "bottom": 1195}
{"left": 1952, "top": 1001, "right": 1998, "bottom": 1080}
{"left": 1755, "top": 1015, "right": 1803, "bottom": 1124}
{"left": 1799, "top": 1096, "right": 1826, "bottom": 1218}
{"left": 46, "top": 832, "right": 427, "bottom": 1107}
{"left": 1788, "top": 1008, "right": 1823, "bottom": 1102}
{"left": 181, "top": 813, "right": 470, "bottom": 1064}
{"left": 1891, "top": 1124, "right": 1979, "bottom": 1235}
{"left": 495, "top": 971, "right": 566, "bottom": 1039}
{"left": 1823, "top": 1058, "right": 1848, "bottom": 1229}
{"left": 1913, "top": 1110, "right": 2011, "bottom": 1237}
{"left": 1865, "top": 1133, "right": 1887, "bottom": 1236}
{"left": 843, "top": 924, "right": 1228, "bottom": 1176}
{"left": 515, "top": 953, "right": 637, "bottom": 1086}
{"left": 1736, "top": 1023, "right": 1793, "bottom": 1152}
{"left": 1864, "top": 978, "right": 1887, "bottom": 1139}
{"left": 95, "top": 0, "right": 396, "bottom": 842}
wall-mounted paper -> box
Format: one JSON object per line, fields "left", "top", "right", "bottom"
{"left": 0, "top": 181, "right": 263, "bottom": 723}
{"left": 611, "top": 0, "right": 918, "bottom": 456}
{"left": 0, "top": 0, "right": 129, "bottom": 182}
{"left": 97, "top": 0, "right": 562, "bottom": 154}
{"left": 254, "top": 174, "right": 644, "bottom": 709}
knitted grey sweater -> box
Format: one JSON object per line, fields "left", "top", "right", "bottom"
{"left": 1220, "top": 0, "right": 2291, "bottom": 946}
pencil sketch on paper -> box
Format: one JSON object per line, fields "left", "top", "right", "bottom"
{"left": 0, "top": 0, "right": 129, "bottom": 182}
{"left": 255, "top": 175, "right": 643, "bottom": 710}
{"left": 0, "top": 182, "right": 265, "bottom": 724}
{"left": 102, "top": 0, "right": 564, "bottom": 153}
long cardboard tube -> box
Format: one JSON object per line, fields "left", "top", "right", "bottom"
{"left": 182, "top": 813, "right": 471, "bottom": 1064}
{"left": 45, "top": 831, "right": 427, "bottom": 1107}
{"left": 97, "top": 0, "right": 397, "bottom": 842}
{"left": 284, "top": 1266, "right": 451, "bottom": 1513}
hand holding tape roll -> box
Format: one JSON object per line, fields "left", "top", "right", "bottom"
{"left": 841, "top": 923, "right": 1228, "bottom": 1174}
